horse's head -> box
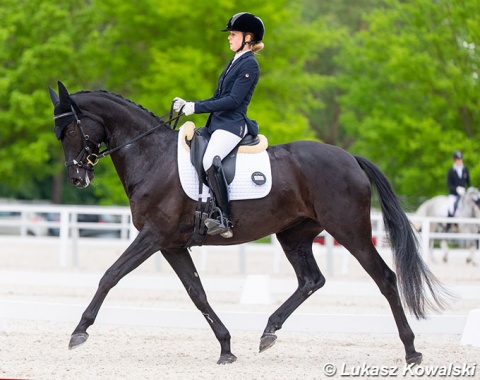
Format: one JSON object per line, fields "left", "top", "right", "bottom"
{"left": 49, "top": 82, "right": 106, "bottom": 188}
{"left": 462, "top": 187, "right": 480, "bottom": 218}
{"left": 470, "top": 187, "right": 480, "bottom": 208}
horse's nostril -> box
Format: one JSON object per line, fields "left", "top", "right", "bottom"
{"left": 70, "top": 177, "right": 81, "bottom": 186}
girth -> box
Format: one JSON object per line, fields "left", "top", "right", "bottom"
{"left": 187, "top": 127, "right": 260, "bottom": 186}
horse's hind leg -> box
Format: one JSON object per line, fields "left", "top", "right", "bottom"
{"left": 466, "top": 241, "right": 477, "bottom": 265}
{"left": 161, "top": 248, "right": 236, "bottom": 364}
{"left": 343, "top": 239, "right": 422, "bottom": 364}
{"left": 260, "top": 222, "right": 325, "bottom": 352}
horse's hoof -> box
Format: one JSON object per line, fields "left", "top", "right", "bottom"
{"left": 69, "top": 332, "right": 89, "bottom": 350}
{"left": 406, "top": 352, "right": 423, "bottom": 365}
{"left": 217, "top": 353, "right": 237, "bottom": 364}
{"left": 259, "top": 333, "right": 277, "bottom": 353}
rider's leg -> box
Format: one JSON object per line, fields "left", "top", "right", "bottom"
{"left": 205, "top": 156, "right": 233, "bottom": 237}
{"left": 203, "top": 129, "right": 244, "bottom": 238}
{"left": 202, "top": 129, "right": 244, "bottom": 172}
{"left": 447, "top": 194, "right": 458, "bottom": 216}
{"left": 446, "top": 194, "right": 458, "bottom": 232}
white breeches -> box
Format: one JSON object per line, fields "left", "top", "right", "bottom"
{"left": 448, "top": 194, "right": 458, "bottom": 215}
{"left": 203, "top": 128, "right": 247, "bottom": 171}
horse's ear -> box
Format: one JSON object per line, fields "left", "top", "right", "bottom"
{"left": 57, "top": 81, "right": 83, "bottom": 115}
{"left": 57, "top": 81, "right": 71, "bottom": 106}
{"left": 48, "top": 85, "right": 59, "bottom": 105}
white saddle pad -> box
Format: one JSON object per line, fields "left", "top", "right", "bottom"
{"left": 177, "top": 123, "right": 272, "bottom": 201}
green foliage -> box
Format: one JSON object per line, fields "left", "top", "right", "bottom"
{"left": 133, "top": 0, "right": 321, "bottom": 145}
{"left": 3, "top": 0, "right": 479, "bottom": 209}
{"left": 0, "top": 0, "right": 103, "bottom": 199}
{"left": 337, "top": 0, "right": 480, "bottom": 207}
{"left": 0, "top": 0, "right": 325, "bottom": 205}
{"left": 300, "top": 0, "right": 384, "bottom": 147}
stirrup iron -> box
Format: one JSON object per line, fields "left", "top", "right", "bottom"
{"left": 204, "top": 207, "right": 232, "bottom": 237}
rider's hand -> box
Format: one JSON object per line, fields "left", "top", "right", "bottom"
{"left": 183, "top": 102, "right": 195, "bottom": 116}
{"left": 173, "top": 97, "right": 186, "bottom": 112}
{"left": 456, "top": 186, "right": 466, "bottom": 196}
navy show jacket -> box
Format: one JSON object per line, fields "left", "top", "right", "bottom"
{"left": 447, "top": 165, "right": 471, "bottom": 195}
{"left": 194, "top": 50, "right": 260, "bottom": 137}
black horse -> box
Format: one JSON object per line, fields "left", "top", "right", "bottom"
{"left": 49, "top": 81, "right": 448, "bottom": 365}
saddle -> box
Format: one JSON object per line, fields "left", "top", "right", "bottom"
{"left": 179, "top": 122, "right": 269, "bottom": 248}
{"left": 181, "top": 122, "right": 268, "bottom": 186}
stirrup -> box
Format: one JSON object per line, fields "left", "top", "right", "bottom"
{"left": 220, "top": 229, "right": 233, "bottom": 238}
{"left": 204, "top": 216, "right": 232, "bottom": 238}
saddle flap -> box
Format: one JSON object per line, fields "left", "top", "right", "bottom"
{"left": 189, "top": 127, "right": 210, "bottom": 184}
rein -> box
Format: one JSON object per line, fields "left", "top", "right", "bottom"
{"left": 54, "top": 101, "right": 184, "bottom": 169}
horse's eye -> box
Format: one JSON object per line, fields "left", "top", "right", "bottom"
{"left": 66, "top": 128, "right": 76, "bottom": 138}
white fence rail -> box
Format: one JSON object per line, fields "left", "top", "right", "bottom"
{"left": 0, "top": 203, "right": 137, "bottom": 267}
{"left": 1, "top": 203, "right": 479, "bottom": 271}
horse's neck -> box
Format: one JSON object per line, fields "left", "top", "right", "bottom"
{"left": 86, "top": 96, "right": 178, "bottom": 196}
{"left": 106, "top": 119, "right": 176, "bottom": 169}
{"left": 77, "top": 92, "right": 166, "bottom": 147}
{"left": 457, "top": 197, "right": 473, "bottom": 218}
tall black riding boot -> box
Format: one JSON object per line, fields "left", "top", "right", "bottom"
{"left": 446, "top": 211, "right": 454, "bottom": 232}
{"left": 204, "top": 156, "right": 233, "bottom": 238}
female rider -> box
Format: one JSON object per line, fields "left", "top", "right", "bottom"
{"left": 173, "top": 12, "right": 265, "bottom": 238}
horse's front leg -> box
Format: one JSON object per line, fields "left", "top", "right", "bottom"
{"left": 161, "top": 248, "right": 236, "bottom": 364}
{"left": 440, "top": 238, "right": 450, "bottom": 262}
{"left": 69, "top": 229, "right": 158, "bottom": 349}
{"left": 466, "top": 241, "right": 477, "bottom": 265}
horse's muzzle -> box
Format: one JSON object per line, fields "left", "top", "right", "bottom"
{"left": 68, "top": 166, "right": 94, "bottom": 188}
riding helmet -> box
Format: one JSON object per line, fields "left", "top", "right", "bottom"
{"left": 222, "top": 12, "right": 265, "bottom": 42}
{"left": 453, "top": 150, "right": 463, "bottom": 160}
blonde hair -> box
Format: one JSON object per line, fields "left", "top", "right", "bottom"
{"left": 251, "top": 42, "right": 264, "bottom": 53}
{"left": 246, "top": 32, "right": 264, "bottom": 54}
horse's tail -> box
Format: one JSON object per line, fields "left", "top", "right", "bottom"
{"left": 355, "top": 155, "right": 450, "bottom": 319}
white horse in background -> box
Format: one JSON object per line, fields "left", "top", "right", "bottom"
{"left": 414, "top": 187, "right": 480, "bottom": 265}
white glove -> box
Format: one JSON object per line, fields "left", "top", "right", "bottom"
{"left": 173, "top": 97, "right": 186, "bottom": 112}
{"left": 456, "top": 186, "right": 466, "bottom": 196}
{"left": 183, "top": 102, "right": 195, "bottom": 116}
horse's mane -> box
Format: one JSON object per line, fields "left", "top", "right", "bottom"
{"left": 73, "top": 90, "right": 163, "bottom": 122}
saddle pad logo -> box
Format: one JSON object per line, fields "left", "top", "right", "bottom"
{"left": 177, "top": 125, "right": 272, "bottom": 201}
{"left": 251, "top": 171, "right": 267, "bottom": 185}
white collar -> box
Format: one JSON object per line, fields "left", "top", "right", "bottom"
{"left": 232, "top": 50, "right": 251, "bottom": 62}
{"left": 454, "top": 163, "right": 464, "bottom": 177}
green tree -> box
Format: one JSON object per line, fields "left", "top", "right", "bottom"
{"left": 337, "top": 0, "right": 480, "bottom": 206}
{"left": 0, "top": 0, "right": 104, "bottom": 203}
{"left": 300, "top": 0, "right": 384, "bottom": 146}
{"left": 1, "top": 0, "right": 327, "bottom": 205}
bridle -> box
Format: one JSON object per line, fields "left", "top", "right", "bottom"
{"left": 54, "top": 102, "right": 184, "bottom": 171}
{"left": 54, "top": 105, "right": 105, "bottom": 171}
